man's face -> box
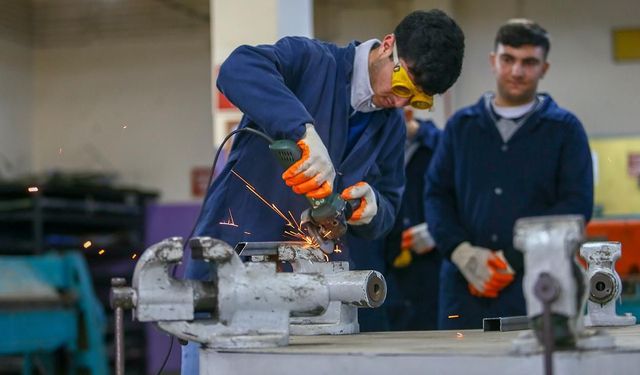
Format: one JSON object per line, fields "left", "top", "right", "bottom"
{"left": 369, "top": 35, "right": 413, "bottom": 109}
{"left": 490, "top": 43, "right": 549, "bottom": 106}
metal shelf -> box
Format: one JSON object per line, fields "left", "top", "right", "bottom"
{"left": 0, "top": 182, "right": 158, "bottom": 374}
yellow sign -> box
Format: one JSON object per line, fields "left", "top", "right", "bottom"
{"left": 613, "top": 29, "right": 640, "bottom": 61}
{"left": 590, "top": 137, "right": 640, "bottom": 216}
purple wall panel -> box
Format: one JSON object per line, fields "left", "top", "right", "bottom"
{"left": 144, "top": 203, "right": 200, "bottom": 374}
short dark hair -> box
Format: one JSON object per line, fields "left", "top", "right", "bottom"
{"left": 394, "top": 9, "right": 465, "bottom": 95}
{"left": 495, "top": 19, "right": 550, "bottom": 58}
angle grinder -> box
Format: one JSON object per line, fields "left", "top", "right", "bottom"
{"left": 269, "top": 139, "right": 356, "bottom": 254}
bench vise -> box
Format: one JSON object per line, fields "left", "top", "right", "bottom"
{"left": 581, "top": 241, "right": 636, "bottom": 327}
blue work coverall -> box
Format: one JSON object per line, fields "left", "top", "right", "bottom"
{"left": 181, "top": 37, "right": 405, "bottom": 373}
{"left": 385, "top": 119, "right": 442, "bottom": 331}
{"left": 425, "top": 94, "right": 593, "bottom": 329}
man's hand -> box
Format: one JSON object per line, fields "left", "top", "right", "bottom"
{"left": 451, "top": 242, "right": 514, "bottom": 298}
{"left": 341, "top": 182, "right": 377, "bottom": 225}
{"left": 282, "top": 124, "right": 335, "bottom": 199}
{"left": 401, "top": 222, "right": 435, "bottom": 255}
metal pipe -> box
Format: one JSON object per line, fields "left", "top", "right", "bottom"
{"left": 534, "top": 273, "right": 560, "bottom": 375}
{"left": 482, "top": 315, "right": 529, "bottom": 332}
{"left": 324, "top": 270, "right": 386, "bottom": 308}
{"left": 110, "top": 278, "right": 127, "bottom": 375}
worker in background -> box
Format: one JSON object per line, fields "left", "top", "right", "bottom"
{"left": 384, "top": 108, "right": 442, "bottom": 331}
{"left": 182, "top": 10, "right": 465, "bottom": 373}
{"left": 425, "top": 19, "right": 593, "bottom": 330}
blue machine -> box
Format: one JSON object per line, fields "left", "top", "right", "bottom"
{"left": 0, "top": 252, "right": 108, "bottom": 374}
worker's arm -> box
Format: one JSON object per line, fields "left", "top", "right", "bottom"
{"left": 543, "top": 116, "right": 594, "bottom": 222}
{"left": 347, "top": 113, "right": 406, "bottom": 240}
{"left": 217, "top": 37, "right": 324, "bottom": 141}
{"left": 424, "top": 118, "right": 470, "bottom": 260}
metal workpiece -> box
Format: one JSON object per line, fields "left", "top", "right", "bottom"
{"left": 235, "top": 241, "right": 306, "bottom": 257}
{"left": 482, "top": 316, "right": 529, "bottom": 332}
{"left": 234, "top": 241, "right": 326, "bottom": 263}
{"left": 581, "top": 242, "right": 636, "bottom": 327}
{"left": 279, "top": 243, "right": 327, "bottom": 263}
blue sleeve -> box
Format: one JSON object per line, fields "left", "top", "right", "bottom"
{"left": 424, "top": 119, "right": 468, "bottom": 260}
{"left": 544, "top": 117, "right": 594, "bottom": 221}
{"left": 216, "top": 37, "right": 318, "bottom": 141}
{"left": 349, "top": 113, "right": 406, "bottom": 240}
{"left": 415, "top": 119, "right": 440, "bottom": 151}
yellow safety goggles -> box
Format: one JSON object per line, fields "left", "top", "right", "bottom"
{"left": 391, "top": 43, "right": 434, "bottom": 110}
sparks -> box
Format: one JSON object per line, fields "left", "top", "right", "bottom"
{"left": 83, "top": 241, "right": 92, "bottom": 249}
{"left": 98, "top": 249, "right": 105, "bottom": 255}
{"left": 131, "top": 253, "right": 137, "bottom": 259}
{"left": 122, "top": 124, "right": 128, "bottom": 129}
{"left": 448, "top": 314, "right": 460, "bottom": 319}
{"left": 456, "top": 332, "right": 464, "bottom": 339}
{"left": 288, "top": 211, "right": 302, "bottom": 231}
{"left": 219, "top": 208, "right": 239, "bottom": 227}
{"left": 244, "top": 231, "right": 252, "bottom": 235}
{"left": 334, "top": 245, "right": 342, "bottom": 253}
{"left": 58, "top": 147, "right": 63, "bottom": 155}
{"left": 231, "top": 169, "right": 310, "bottom": 240}
{"left": 27, "top": 186, "right": 39, "bottom": 193}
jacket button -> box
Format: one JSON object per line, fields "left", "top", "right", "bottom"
{"left": 494, "top": 187, "right": 503, "bottom": 195}
{"left": 501, "top": 145, "right": 508, "bottom": 152}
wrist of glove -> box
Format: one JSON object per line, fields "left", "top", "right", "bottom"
{"left": 340, "top": 182, "right": 377, "bottom": 225}
{"left": 401, "top": 222, "right": 435, "bottom": 255}
{"left": 451, "top": 242, "right": 514, "bottom": 298}
{"left": 282, "top": 124, "right": 336, "bottom": 199}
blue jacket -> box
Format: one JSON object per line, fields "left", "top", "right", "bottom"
{"left": 189, "top": 37, "right": 405, "bottom": 275}
{"left": 385, "top": 119, "right": 441, "bottom": 263}
{"left": 425, "top": 94, "right": 593, "bottom": 271}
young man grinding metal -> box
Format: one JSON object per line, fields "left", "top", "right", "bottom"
{"left": 181, "top": 9, "right": 465, "bottom": 373}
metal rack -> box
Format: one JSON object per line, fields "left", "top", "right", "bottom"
{"left": 0, "top": 182, "right": 157, "bottom": 374}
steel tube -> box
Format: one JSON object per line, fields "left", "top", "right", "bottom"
{"left": 114, "top": 306, "right": 124, "bottom": 375}
{"left": 482, "top": 315, "right": 529, "bottom": 332}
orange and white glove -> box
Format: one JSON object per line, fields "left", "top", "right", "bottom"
{"left": 402, "top": 222, "right": 436, "bottom": 255}
{"left": 282, "top": 124, "right": 335, "bottom": 199}
{"left": 451, "top": 242, "right": 515, "bottom": 298}
{"left": 340, "top": 182, "right": 377, "bottom": 225}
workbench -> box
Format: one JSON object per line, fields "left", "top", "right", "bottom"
{"left": 199, "top": 325, "right": 640, "bottom": 374}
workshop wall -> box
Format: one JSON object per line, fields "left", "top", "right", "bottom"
{"left": 0, "top": 38, "right": 32, "bottom": 180}
{"left": 453, "top": 0, "right": 640, "bottom": 136}
{"left": 0, "top": 0, "right": 33, "bottom": 180}
{"left": 30, "top": 34, "right": 213, "bottom": 202}
{"left": 590, "top": 136, "right": 640, "bottom": 217}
